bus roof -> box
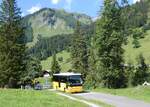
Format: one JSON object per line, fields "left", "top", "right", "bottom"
{"left": 53, "top": 73, "right": 81, "bottom": 76}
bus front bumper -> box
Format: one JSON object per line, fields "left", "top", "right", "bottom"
{"left": 66, "top": 86, "right": 83, "bottom": 93}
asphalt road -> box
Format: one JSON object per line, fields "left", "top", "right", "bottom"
{"left": 57, "top": 92, "right": 100, "bottom": 107}
{"left": 73, "top": 92, "right": 150, "bottom": 107}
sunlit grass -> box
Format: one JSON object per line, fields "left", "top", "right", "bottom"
{"left": 124, "top": 30, "right": 150, "bottom": 64}
{"left": 0, "top": 89, "right": 88, "bottom": 107}
{"left": 41, "top": 50, "right": 72, "bottom": 72}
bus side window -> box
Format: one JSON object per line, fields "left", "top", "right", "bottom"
{"left": 53, "top": 76, "right": 59, "bottom": 82}
{"left": 66, "top": 76, "right": 69, "bottom": 88}
{"left": 54, "top": 76, "right": 61, "bottom": 87}
{"left": 52, "top": 76, "right": 55, "bottom": 81}
{"left": 60, "top": 76, "right": 67, "bottom": 83}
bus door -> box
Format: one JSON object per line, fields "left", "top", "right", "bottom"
{"left": 60, "top": 76, "right": 67, "bottom": 91}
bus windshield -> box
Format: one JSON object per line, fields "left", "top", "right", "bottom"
{"left": 68, "top": 75, "right": 83, "bottom": 85}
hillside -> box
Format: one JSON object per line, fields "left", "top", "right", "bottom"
{"left": 41, "top": 29, "right": 150, "bottom": 71}
{"left": 124, "top": 30, "right": 150, "bottom": 64}
{"left": 22, "top": 8, "right": 92, "bottom": 60}
{"left": 123, "top": 0, "right": 150, "bottom": 64}
{"left": 41, "top": 51, "right": 72, "bottom": 71}
{"left": 34, "top": 0, "right": 150, "bottom": 70}
{"left": 23, "top": 8, "right": 92, "bottom": 47}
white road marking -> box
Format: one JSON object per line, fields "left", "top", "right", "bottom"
{"left": 57, "top": 93, "right": 100, "bottom": 107}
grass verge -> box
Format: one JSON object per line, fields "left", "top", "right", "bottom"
{"left": 94, "top": 86, "right": 150, "bottom": 103}
{"left": 0, "top": 89, "right": 88, "bottom": 107}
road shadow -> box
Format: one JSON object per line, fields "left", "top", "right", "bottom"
{"left": 72, "top": 90, "right": 90, "bottom": 94}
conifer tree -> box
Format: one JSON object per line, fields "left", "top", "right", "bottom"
{"left": 70, "top": 21, "right": 88, "bottom": 78}
{"left": 133, "top": 54, "right": 149, "bottom": 86}
{"left": 95, "top": 0, "right": 126, "bottom": 88}
{"left": 84, "top": 37, "right": 101, "bottom": 89}
{"left": 51, "top": 53, "right": 61, "bottom": 74}
{"left": 0, "top": 0, "right": 26, "bottom": 88}
{"left": 124, "top": 60, "right": 135, "bottom": 87}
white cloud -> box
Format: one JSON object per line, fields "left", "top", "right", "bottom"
{"left": 64, "top": 0, "right": 72, "bottom": 11}
{"left": 51, "top": 0, "right": 60, "bottom": 5}
{"left": 133, "top": 0, "right": 140, "bottom": 3}
{"left": 92, "top": 17, "right": 98, "bottom": 22}
{"left": 27, "top": 4, "right": 42, "bottom": 14}
{"left": 21, "top": 13, "right": 25, "bottom": 17}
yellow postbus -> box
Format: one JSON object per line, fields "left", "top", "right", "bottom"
{"left": 52, "top": 73, "right": 83, "bottom": 93}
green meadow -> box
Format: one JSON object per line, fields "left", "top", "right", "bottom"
{"left": 124, "top": 30, "right": 150, "bottom": 64}
{"left": 41, "top": 50, "right": 72, "bottom": 71}
{"left": 0, "top": 89, "right": 88, "bottom": 107}
{"left": 41, "top": 30, "right": 150, "bottom": 71}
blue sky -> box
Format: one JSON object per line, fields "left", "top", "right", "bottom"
{"left": 0, "top": 0, "right": 139, "bottom": 18}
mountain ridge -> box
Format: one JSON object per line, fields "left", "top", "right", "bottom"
{"left": 23, "top": 8, "right": 92, "bottom": 48}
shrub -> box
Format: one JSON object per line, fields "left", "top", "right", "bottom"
{"left": 58, "top": 57, "right": 63, "bottom": 62}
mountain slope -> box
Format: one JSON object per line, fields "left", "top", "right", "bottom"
{"left": 23, "top": 8, "right": 92, "bottom": 47}
{"left": 41, "top": 50, "right": 71, "bottom": 71}
{"left": 41, "top": 0, "right": 150, "bottom": 70}
{"left": 124, "top": 30, "right": 150, "bottom": 64}
{"left": 41, "top": 29, "right": 150, "bottom": 71}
